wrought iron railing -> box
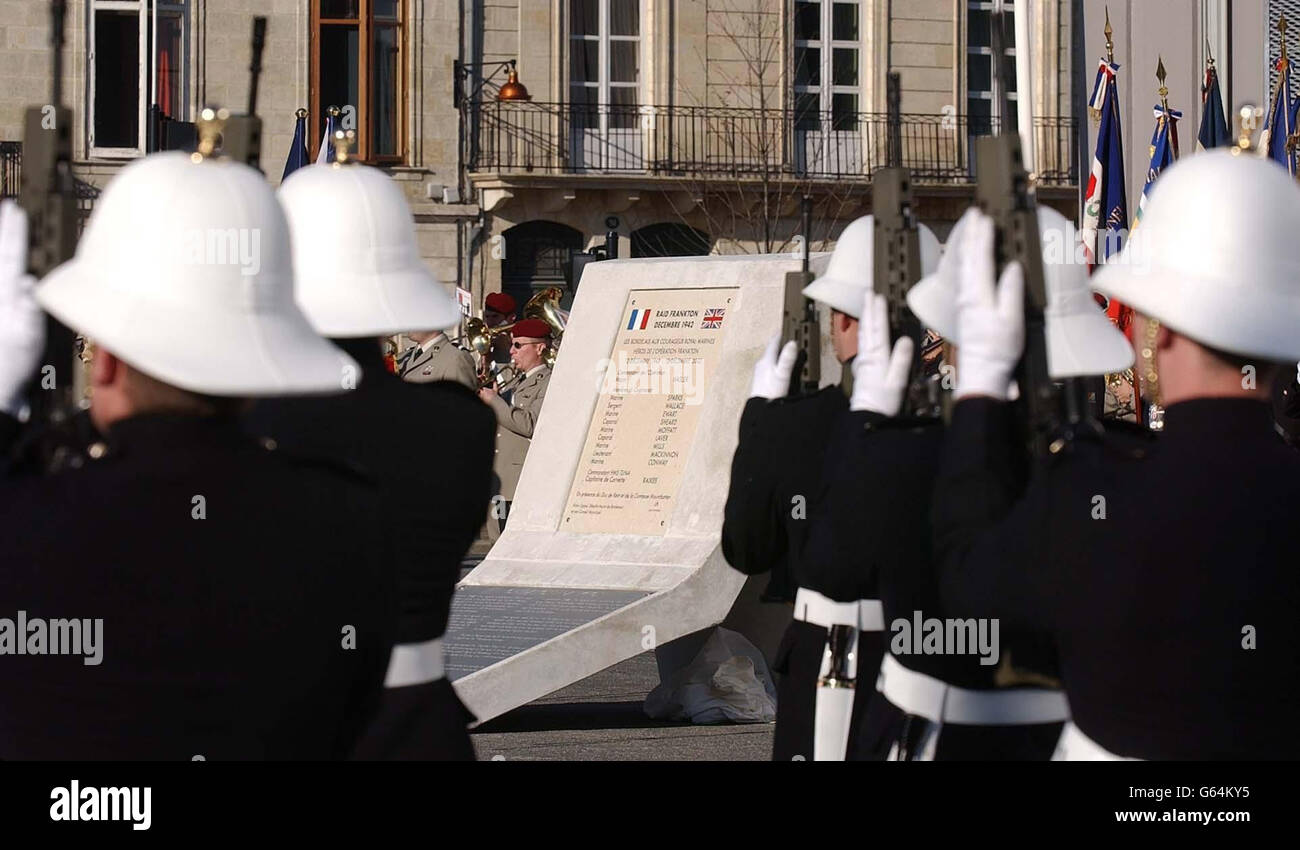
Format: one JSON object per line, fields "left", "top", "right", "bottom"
{"left": 465, "top": 103, "right": 1078, "bottom": 186}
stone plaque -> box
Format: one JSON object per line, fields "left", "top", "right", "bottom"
{"left": 561, "top": 287, "right": 738, "bottom": 535}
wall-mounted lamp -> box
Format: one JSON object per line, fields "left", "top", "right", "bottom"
{"left": 454, "top": 59, "right": 531, "bottom": 107}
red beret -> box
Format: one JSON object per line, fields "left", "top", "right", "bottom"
{"left": 511, "top": 318, "right": 553, "bottom": 340}
{"left": 485, "top": 292, "right": 517, "bottom": 314}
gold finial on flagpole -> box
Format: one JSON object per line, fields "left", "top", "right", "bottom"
{"left": 331, "top": 129, "right": 357, "bottom": 166}
{"left": 1206, "top": 39, "right": 1216, "bottom": 70}
{"left": 192, "top": 107, "right": 231, "bottom": 163}
{"left": 1281, "top": 15, "right": 1291, "bottom": 71}
{"left": 295, "top": 107, "right": 308, "bottom": 119}
{"left": 1104, "top": 6, "right": 1114, "bottom": 64}
{"left": 1150, "top": 57, "right": 1170, "bottom": 159}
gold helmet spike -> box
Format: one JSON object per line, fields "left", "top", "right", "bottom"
{"left": 192, "top": 107, "right": 232, "bottom": 163}
{"left": 1234, "top": 105, "right": 1263, "bottom": 154}
{"left": 331, "top": 129, "right": 357, "bottom": 166}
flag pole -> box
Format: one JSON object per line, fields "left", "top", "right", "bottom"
{"left": 151, "top": 0, "right": 158, "bottom": 146}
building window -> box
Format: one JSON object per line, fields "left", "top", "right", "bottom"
{"left": 794, "top": 1, "right": 861, "bottom": 132}
{"left": 570, "top": 0, "right": 641, "bottom": 130}
{"left": 967, "top": 0, "right": 1017, "bottom": 134}
{"left": 89, "top": 0, "right": 188, "bottom": 157}
{"left": 311, "top": 0, "right": 405, "bottom": 162}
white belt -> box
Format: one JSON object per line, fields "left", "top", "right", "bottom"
{"left": 384, "top": 637, "right": 446, "bottom": 688}
{"left": 794, "top": 588, "right": 884, "bottom": 632}
{"left": 1053, "top": 721, "right": 1137, "bottom": 761}
{"left": 877, "top": 654, "right": 1070, "bottom": 726}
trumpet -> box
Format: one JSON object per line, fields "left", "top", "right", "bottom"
{"left": 460, "top": 286, "right": 567, "bottom": 385}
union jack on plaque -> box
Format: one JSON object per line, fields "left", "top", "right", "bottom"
{"left": 702, "top": 308, "right": 726, "bottom": 329}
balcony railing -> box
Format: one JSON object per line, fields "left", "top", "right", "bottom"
{"left": 465, "top": 103, "right": 1078, "bottom": 187}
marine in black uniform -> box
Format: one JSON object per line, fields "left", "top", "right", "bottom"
{"left": 0, "top": 407, "right": 397, "bottom": 759}
{"left": 801, "top": 288, "right": 1071, "bottom": 761}
{"left": 246, "top": 339, "right": 495, "bottom": 760}
{"left": 0, "top": 152, "right": 399, "bottom": 759}
{"left": 721, "top": 343, "right": 847, "bottom": 761}
{"left": 259, "top": 159, "right": 498, "bottom": 760}
{"left": 723, "top": 214, "right": 924, "bottom": 761}
{"left": 933, "top": 158, "right": 1300, "bottom": 759}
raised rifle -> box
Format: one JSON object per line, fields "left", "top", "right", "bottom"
{"left": 781, "top": 195, "right": 822, "bottom": 395}
{"left": 19, "top": 0, "right": 79, "bottom": 435}
{"left": 220, "top": 17, "right": 268, "bottom": 170}
{"left": 871, "top": 166, "right": 939, "bottom": 418}
{"left": 973, "top": 134, "right": 1057, "bottom": 459}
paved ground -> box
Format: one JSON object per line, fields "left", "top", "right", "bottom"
{"left": 469, "top": 651, "right": 775, "bottom": 761}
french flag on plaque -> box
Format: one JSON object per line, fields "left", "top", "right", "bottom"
{"left": 627, "top": 308, "right": 652, "bottom": 331}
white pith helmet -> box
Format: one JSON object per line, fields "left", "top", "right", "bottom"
{"left": 36, "top": 151, "right": 354, "bottom": 396}
{"left": 278, "top": 163, "right": 461, "bottom": 337}
{"left": 1092, "top": 150, "right": 1300, "bottom": 362}
{"left": 802, "top": 214, "right": 941, "bottom": 319}
{"left": 907, "top": 206, "right": 1135, "bottom": 378}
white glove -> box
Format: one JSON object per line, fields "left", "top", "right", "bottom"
{"left": 850, "top": 291, "right": 914, "bottom": 416}
{"left": 953, "top": 211, "right": 1024, "bottom": 401}
{"left": 0, "top": 201, "right": 44, "bottom": 418}
{"left": 749, "top": 334, "right": 798, "bottom": 400}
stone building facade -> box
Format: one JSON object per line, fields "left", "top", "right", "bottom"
{"left": 1, "top": 0, "right": 1094, "bottom": 318}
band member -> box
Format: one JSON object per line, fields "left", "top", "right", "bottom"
{"left": 0, "top": 158, "right": 395, "bottom": 759}
{"left": 484, "top": 291, "right": 518, "bottom": 367}
{"left": 247, "top": 160, "right": 496, "bottom": 759}
{"left": 933, "top": 152, "right": 1300, "bottom": 759}
{"left": 398, "top": 328, "right": 478, "bottom": 390}
{"left": 812, "top": 207, "right": 1131, "bottom": 761}
{"left": 479, "top": 318, "right": 553, "bottom": 532}
{"left": 723, "top": 216, "right": 939, "bottom": 760}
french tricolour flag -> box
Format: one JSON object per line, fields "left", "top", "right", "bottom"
{"left": 627, "top": 309, "right": 652, "bottom": 330}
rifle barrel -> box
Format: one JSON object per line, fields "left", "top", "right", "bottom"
{"left": 248, "top": 17, "right": 267, "bottom": 115}
{"left": 50, "top": 0, "right": 66, "bottom": 106}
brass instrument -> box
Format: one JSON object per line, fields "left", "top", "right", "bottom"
{"left": 461, "top": 286, "right": 567, "bottom": 385}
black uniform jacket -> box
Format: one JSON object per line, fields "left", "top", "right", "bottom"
{"left": 0, "top": 411, "right": 395, "bottom": 759}
{"left": 246, "top": 338, "right": 496, "bottom": 760}
{"left": 934, "top": 397, "right": 1300, "bottom": 759}
{"left": 721, "top": 387, "right": 847, "bottom": 599}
